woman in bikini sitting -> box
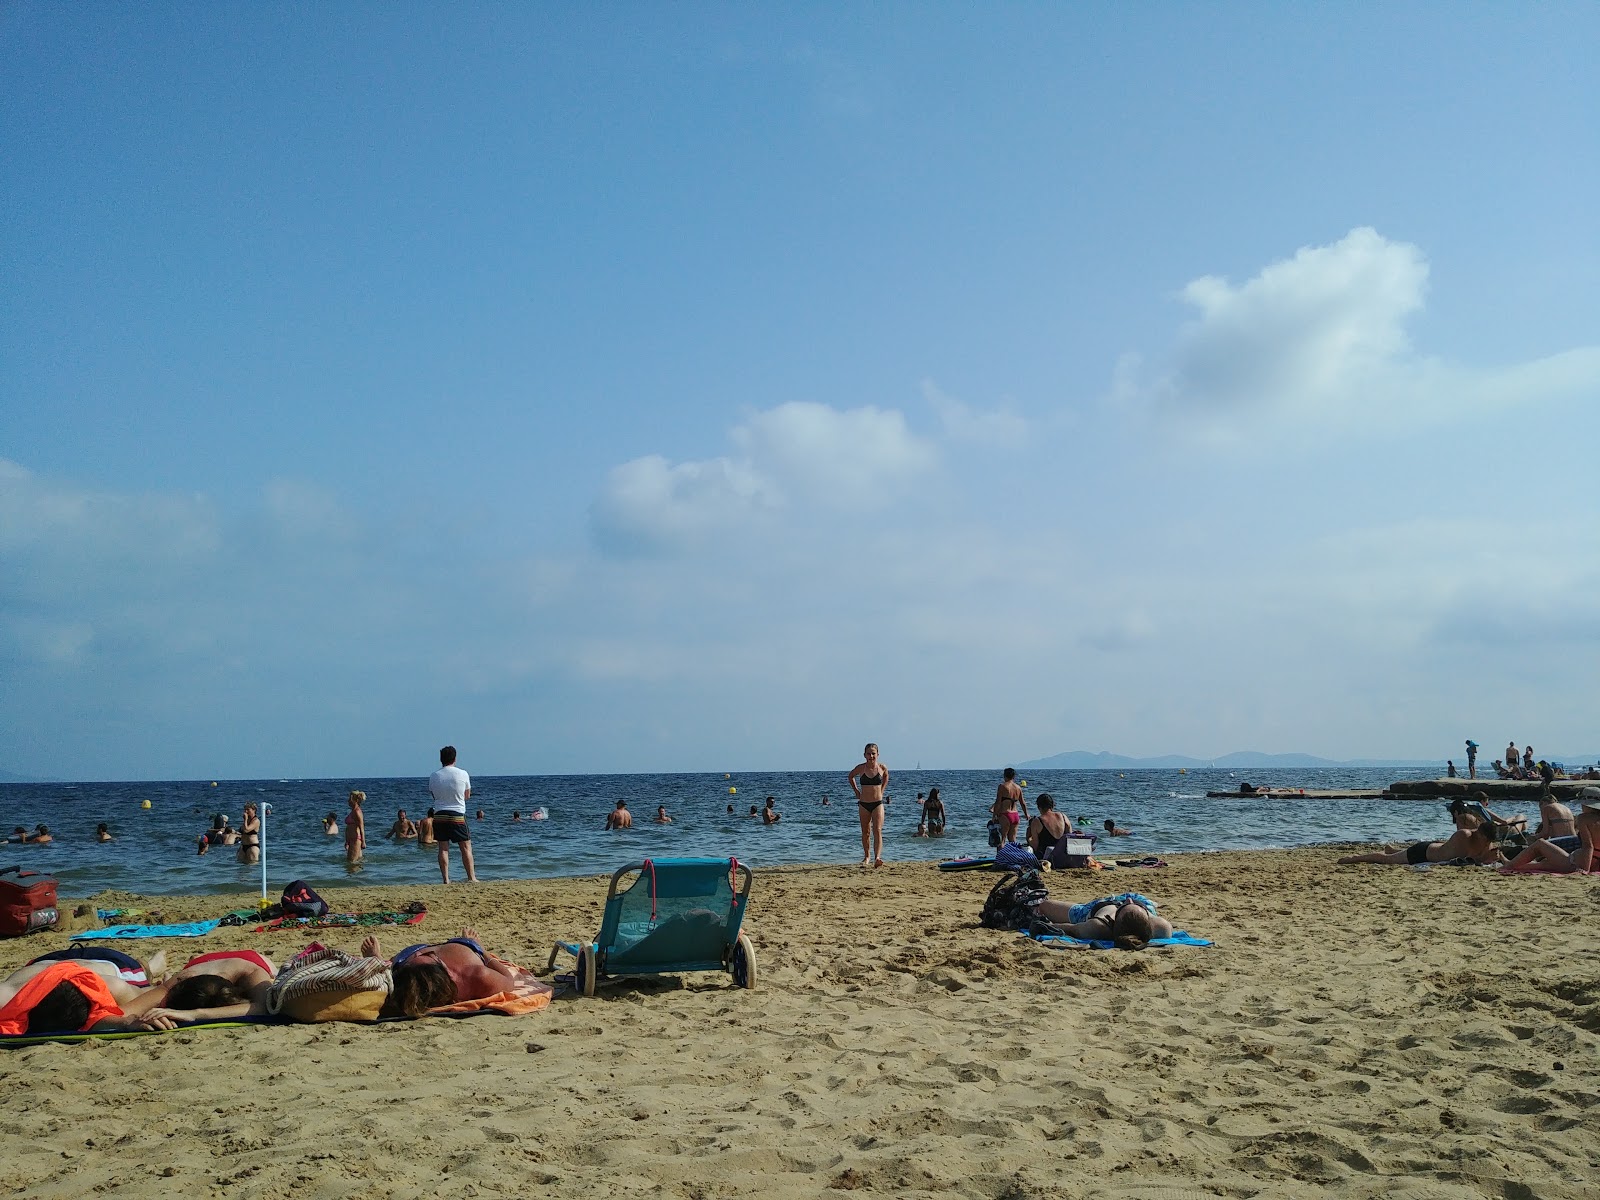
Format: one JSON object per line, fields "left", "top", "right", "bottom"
{"left": 237, "top": 804, "right": 261, "bottom": 865}
{"left": 134, "top": 949, "right": 278, "bottom": 1024}
{"left": 362, "top": 928, "right": 520, "bottom": 1017}
{"left": 1026, "top": 794, "right": 1071, "bottom": 859}
{"left": 849, "top": 742, "right": 889, "bottom": 867}
{"left": 1503, "top": 802, "right": 1597, "bottom": 874}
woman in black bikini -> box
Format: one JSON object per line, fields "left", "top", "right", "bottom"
{"left": 849, "top": 742, "right": 889, "bottom": 867}
{"left": 237, "top": 804, "right": 261, "bottom": 865}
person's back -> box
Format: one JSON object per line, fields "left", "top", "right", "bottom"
{"left": 1536, "top": 795, "right": 1575, "bottom": 841}
{"left": 429, "top": 763, "right": 470, "bottom": 815}
{"left": 606, "top": 801, "right": 632, "bottom": 830}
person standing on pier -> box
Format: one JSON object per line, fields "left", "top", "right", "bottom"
{"left": 1464, "top": 740, "right": 1478, "bottom": 779}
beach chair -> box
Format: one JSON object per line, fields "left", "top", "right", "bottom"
{"left": 546, "top": 857, "right": 756, "bottom": 998}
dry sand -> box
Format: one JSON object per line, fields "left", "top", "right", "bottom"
{"left": 2, "top": 849, "right": 1597, "bottom": 1199}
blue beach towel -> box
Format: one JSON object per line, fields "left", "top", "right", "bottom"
{"left": 1025, "top": 929, "right": 1212, "bottom": 950}
{"left": 71, "top": 919, "right": 222, "bottom": 940}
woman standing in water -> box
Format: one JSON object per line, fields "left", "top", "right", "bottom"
{"left": 848, "top": 742, "right": 889, "bottom": 867}
{"left": 345, "top": 791, "right": 367, "bottom": 866}
{"left": 237, "top": 804, "right": 261, "bottom": 865}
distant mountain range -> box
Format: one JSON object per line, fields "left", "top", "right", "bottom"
{"left": 1014, "top": 749, "right": 1598, "bottom": 770}
{"left": 0, "top": 769, "right": 52, "bottom": 783}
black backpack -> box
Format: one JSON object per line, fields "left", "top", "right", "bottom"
{"left": 280, "top": 879, "right": 329, "bottom": 919}
{"left": 979, "top": 867, "right": 1050, "bottom": 931}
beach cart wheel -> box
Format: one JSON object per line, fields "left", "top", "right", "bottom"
{"left": 577, "top": 944, "right": 598, "bottom": 998}
{"left": 731, "top": 933, "right": 757, "bottom": 990}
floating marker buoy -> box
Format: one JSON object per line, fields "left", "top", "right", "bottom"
{"left": 1020, "top": 780, "right": 1027, "bottom": 786}
{"left": 210, "top": 781, "right": 217, "bottom": 787}
{"left": 1178, "top": 768, "right": 1186, "bottom": 774}
{"left": 724, "top": 774, "right": 730, "bottom": 779}
{"left": 729, "top": 787, "right": 737, "bottom": 794}
{"left": 140, "top": 800, "right": 151, "bottom": 810}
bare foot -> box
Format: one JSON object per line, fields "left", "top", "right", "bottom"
{"left": 873, "top": 859, "right": 884, "bottom": 868}
{"left": 459, "top": 926, "right": 479, "bottom": 940}
{"left": 360, "top": 935, "right": 381, "bottom": 958}
{"left": 146, "top": 950, "right": 168, "bottom": 979}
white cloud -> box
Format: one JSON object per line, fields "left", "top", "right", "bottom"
{"left": 589, "top": 401, "right": 938, "bottom": 555}
{"left": 1126, "top": 227, "right": 1600, "bottom": 440}
{"left": 731, "top": 401, "right": 937, "bottom": 505}
{"left": 922, "top": 380, "right": 1030, "bottom": 448}
{"left": 588, "top": 454, "right": 779, "bottom": 556}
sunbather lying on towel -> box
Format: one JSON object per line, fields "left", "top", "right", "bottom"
{"left": 1337, "top": 817, "right": 1500, "bottom": 866}
{"left": 1503, "top": 805, "right": 1598, "bottom": 874}
{"left": 361, "top": 927, "right": 521, "bottom": 1016}
{"left": 135, "top": 950, "right": 279, "bottom": 1024}
{"left": 0, "top": 947, "right": 176, "bottom": 1035}
{"left": 1033, "top": 893, "right": 1175, "bottom": 950}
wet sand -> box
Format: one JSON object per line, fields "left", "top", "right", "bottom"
{"left": 2, "top": 849, "right": 1596, "bottom": 1198}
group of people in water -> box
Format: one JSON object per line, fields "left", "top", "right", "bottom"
{"left": 0, "top": 924, "right": 526, "bottom": 1037}
{"left": 193, "top": 806, "right": 261, "bottom": 863}
{"left": 1339, "top": 786, "right": 1599, "bottom": 873}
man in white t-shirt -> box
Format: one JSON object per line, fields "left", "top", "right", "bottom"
{"left": 427, "top": 745, "right": 477, "bottom": 883}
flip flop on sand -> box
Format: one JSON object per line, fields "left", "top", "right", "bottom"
{"left": 1115, "top": 857, "right": 1168, "bottom": 868}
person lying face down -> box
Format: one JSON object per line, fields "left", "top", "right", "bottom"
{"left": 0, "top": 948, "right": 176, "bottom": 1036}
{"left": 1337, "top": 814, "right": 1501, "bottom": 867}
{"left": 360, "top": 927, "right": 521, "bottom": 1017}
{"left": 1031, "top": 893, "right": 1175, "bottom": 950}
{"left": 134, "top": 950, "right": 278, "bottom": 1025}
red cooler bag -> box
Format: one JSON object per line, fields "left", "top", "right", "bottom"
{"left": 0, "top": 866, "right": 60, "bottom": 936}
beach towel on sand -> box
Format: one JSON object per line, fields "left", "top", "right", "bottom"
{"left": 1025, "top": 929, "right": 1212, "bottom": 950}
{"left": 71, "top": 919, "right": 222, "bottom": 940}
{"left": 254, "top": 911, "right": 426, "bottom": 932}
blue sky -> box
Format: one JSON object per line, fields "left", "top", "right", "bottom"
{"left": 3, "top": 6, "right": 1597, "bottom": 780}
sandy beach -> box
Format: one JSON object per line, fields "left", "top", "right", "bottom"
{"left": 2, "top": 849, "right": 1597, "bottom": 1199}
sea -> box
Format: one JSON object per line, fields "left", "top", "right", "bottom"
{"left": 0, "top": 766, "right": 1469, "bottom": 901}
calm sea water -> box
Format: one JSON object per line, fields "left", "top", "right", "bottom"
{"left": 0, "top": 767, "right": 1457, "bottom": 899}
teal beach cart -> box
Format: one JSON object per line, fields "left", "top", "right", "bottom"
{"left": 547, "top": 857, "right": 756, "bottom": 997}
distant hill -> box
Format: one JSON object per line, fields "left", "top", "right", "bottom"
{"left": 0, "top": 769, "right": 50, "bottom": 784}
{"left": 1015, "top": 750, "right": 1439, "bottom": 770}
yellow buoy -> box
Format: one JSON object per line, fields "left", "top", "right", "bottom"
{"left": 729, "top": 787, "right": 737, "bottom": 794}
{"left": 1179, "top": 768, "right": 1186, "bottom": 774}
{"left": 1020, "top": 780, "right": 1027, "bottom": 787}
{"left": 210, "top": 781, "right": 217, "bottom": 786}
{"left": 140, "top": 800, "right": 151, "bottom": 810}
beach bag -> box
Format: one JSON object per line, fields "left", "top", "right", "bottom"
{"left": 1047, "top": 835, "right": 1099, "bottom": 870}
{"left": 986, "top": 819, "right": 1002, "bottom": 848}
{"left": 280, "top": 879, "right": 329, "bottom": 919}
{"left": 980, "top": 867, "right": 1049, "bottom": 931}
{"left": 994, "top": 841, "right": 1038, "bottom": 871}
{"left": 267, "top": 945, "right": 392, "bottom": 1023}
{"left": 0, "top": 866, "right": 59, "bottom": 937}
